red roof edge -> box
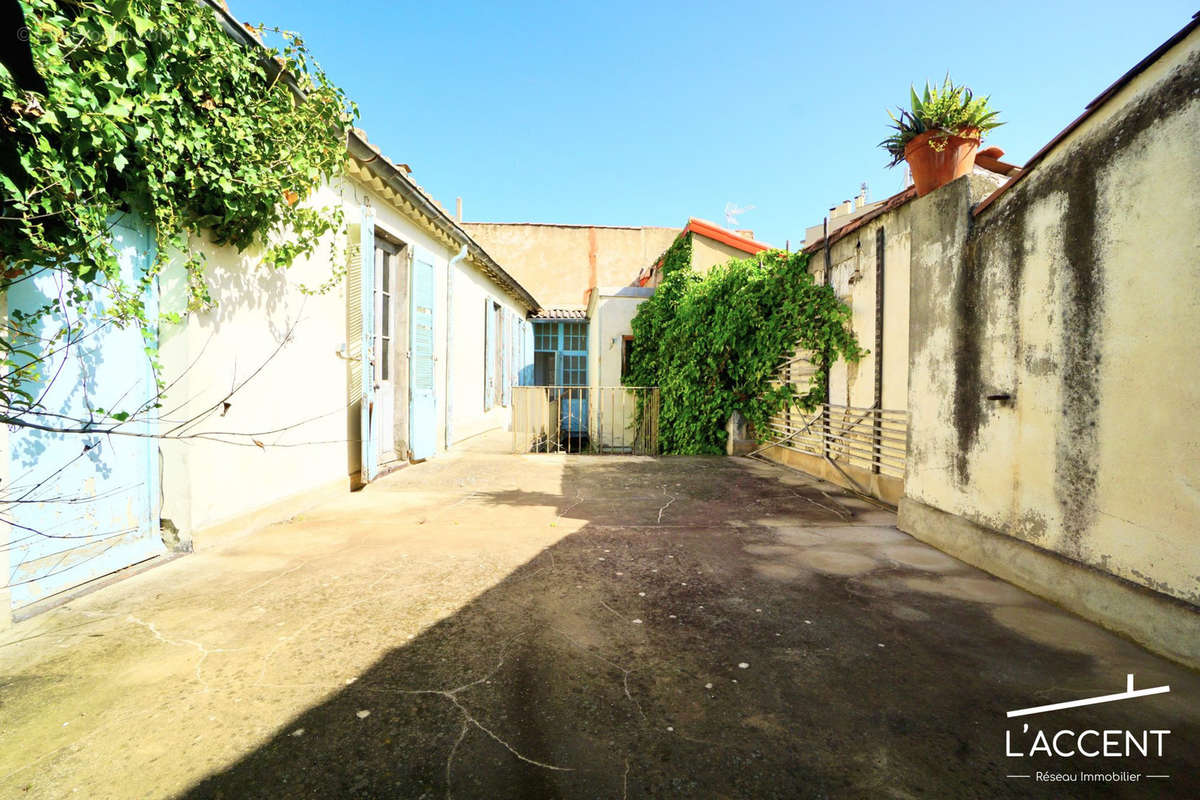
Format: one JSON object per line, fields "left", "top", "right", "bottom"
{"left": 683, "top": 218, "right": 772, "bottom": 254}
{"left": 974, "top": 13, "right": 1200, "bottom": 218}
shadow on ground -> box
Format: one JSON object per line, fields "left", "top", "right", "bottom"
{"left": 181, "top": 457, "right": 1200, "bottom": 799}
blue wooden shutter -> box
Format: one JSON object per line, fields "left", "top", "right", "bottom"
{"left": 6, "top": 215, "right": 164, "bottom": 607}
{"left": 409, "top": 250, "right": 437, "bottom": 460}
{"left": 484, "top": 298, "right": 496, "bottom": 409}
{"left": 359, "top": 205, "right": 378, "bottom": 482}
{"left": 503, "top": 310, "right": 512, "bottom": 407}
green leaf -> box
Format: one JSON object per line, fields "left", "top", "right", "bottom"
{"left": 126, "top": 51, "right": 147, "bottom": 77}
{"left": 131, "top": 13, "right": 154, "bottom": 37}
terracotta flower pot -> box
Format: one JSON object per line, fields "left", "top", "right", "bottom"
{"left": 904, "top": 128, "right": 981, "bottom": 196}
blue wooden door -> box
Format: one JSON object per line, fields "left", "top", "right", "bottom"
{"left": 556, "top": 323, "right": 588, "bottom": 434}
{"left": 484, "top": 299, "right": 496, "bottom": 410}
{"left": 358, "top": 207, "right": 379, "bottom": 482}
{"left": 6, "top": 216, "right": 164, "bottom": 609}
{"left": 409, "top": 251, "right": 436, "bottom": 460}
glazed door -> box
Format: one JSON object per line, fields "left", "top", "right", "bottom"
{"left": 373, "top": 240, "right": 397, "bottom": 463}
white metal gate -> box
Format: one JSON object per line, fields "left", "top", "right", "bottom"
{"left": 512, "top": 386, "right": 659, "bottom": 455}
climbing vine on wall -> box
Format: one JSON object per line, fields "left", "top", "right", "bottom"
{"left": 0, "top": 0, "right": 355, "bottom": 413}
{"left": 624, "top": 250, "right": 863, "bottom": 454}
{"left": 655, "top": 231, "right": 692, "bottom": 279}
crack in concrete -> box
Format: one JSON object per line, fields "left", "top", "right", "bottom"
{"left": 237, "top": 559, "right": 312, "bottom": 598}
{"left": 369, "top": 636, "right": 573, "bottom": 777}
{"left": 598, "top": 598, "right": 627, "bottom": 622}
{"left": 444, "top": 718, "right": 470, "bottom": 800}
{"left": 558, "top": 491, "right": 585, "bottom": 519}
{"left": 790, "top": 490, "right": 852, "bottom": 519}
{"left": 252, "top": 565, "right": 427, "bottom": 687}
{"left": 657, "top": 485, "right": 676, "bottom": 524}
{"left": 127, "top": 615, "right": 236, "bottom": 692}
{"left": 550, "top": 627, "right": 645, "bottom": 720}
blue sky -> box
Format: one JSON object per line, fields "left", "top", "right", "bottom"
{"left": 234, "top": 1, "right": 1195, "bottom": 247}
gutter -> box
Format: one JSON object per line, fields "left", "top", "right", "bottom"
{"left": 346, "top": 132, "right": 541, "bottom": 312}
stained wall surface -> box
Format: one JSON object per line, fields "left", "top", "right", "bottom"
{"left": 903, "top": 31, "right": 1200, "bottom": 607}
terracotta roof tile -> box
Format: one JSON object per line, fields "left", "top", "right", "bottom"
{"left": 532, "top": 308, "right": 587, "bottom": 320}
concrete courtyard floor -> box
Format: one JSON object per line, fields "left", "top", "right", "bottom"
{"left": 1, "top": 433, "right": 1197, "bottom": 799}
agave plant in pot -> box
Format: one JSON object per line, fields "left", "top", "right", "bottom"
{"left": 881, "top": 76, "right": 1002, "bottom": 196}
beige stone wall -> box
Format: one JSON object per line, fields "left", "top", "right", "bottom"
{"left": 157, "top": 180, "right": 353, "bottom": 545}
{"left": 690, "top": 235, "right": 754, "bottom": 275}
{"left": 159, "top": 176, "right": 535, "bottom": 544}
{"left": 463, "top": 223, "right": 678, "bottom": 309}
{"left": 449, "top": 258, "right": 528, "bottom": 444}
{"left": 586, "top": 288, "right": 653, "bottom": 389}
{"left": 586, "top": 288, "right": 654, "bottom": 450}
{"left": 903, "top": 29, "right": 1200, "bottom": 607}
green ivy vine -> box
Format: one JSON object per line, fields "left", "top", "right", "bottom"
{"left": 624, "top": 250, "right": 864, "bottom": 454}
{"left": 655, "top": 231, "right": 692, "bottom": 279}
{"left": 0, "top": 0, "right": 355, "bottom": 413}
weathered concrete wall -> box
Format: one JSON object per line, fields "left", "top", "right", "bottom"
{"left": 463, "top": 223, "right": 678, "bottom": 309}
{"left": 901, "top": 30, "right": 1200, "bottom": 660}
{"left": 811, "top": 206, "right": 914, "bottom": 411}
{"left": 806, "top": 179, "right": 1005, "bottom": 413}
{"left": 759, "top": 443, "right": 905, "bottom": 506}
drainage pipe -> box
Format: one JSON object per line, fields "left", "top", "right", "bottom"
{"left": 444, "top": 243, "right": 468, "bottom": 449}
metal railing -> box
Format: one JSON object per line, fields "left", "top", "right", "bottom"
{"left": 512, "top": 386, "right": 660, "bottom": 455}
{"left": 763, "top": 402, "right": 908, "bottom": 478}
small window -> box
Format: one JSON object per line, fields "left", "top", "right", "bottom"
{"left": 621, "top": 336, "right": 634, "bottom": 380}
{"left": 374, "top": 240, "right": 396, "bottom": 383}
{"left": 530, "top": 319, "right": 588, "bottom": 385}
{"left": 534, "top": 323, "right": 558, "bottom": 352}
{"left": 561, "top": 354, "right": 586, "bottom": 386}
{"left": 534, "top": 352, "right": 556, "bottom": 385}
{"left": 562, "top": 322, "right": 587, "bottom": 352}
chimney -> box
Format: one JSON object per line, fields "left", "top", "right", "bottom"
{"left": 735, "top": 229, "right": 754, "bottom": 240}
{"left": 455, "top": 197, "right": 462, "bottom": 223}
